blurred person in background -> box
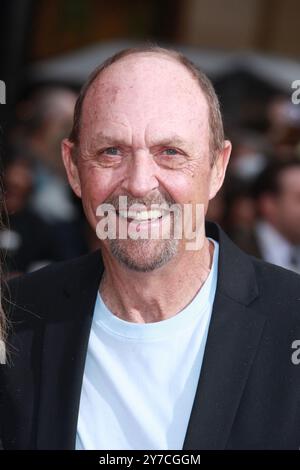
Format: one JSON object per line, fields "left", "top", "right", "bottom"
{"left": 227, "top": 130, "right": 268, "bottom": 183}
{"left": 9, "top": 86, "right": 90, "bottom": 261}
{"left": 16, "top": 86, "right": 78, "bottom": 224}
{"left": 253, "top": 159, "right": 300, "bottom": 273}
{"left": 0, "top": 156, "right": 61, "bottom": 276}
{"left": 266, "top": 95, "right": 300, "bottom": 160}
{"left": 224, "top": 184, "right": 258, "bottom": 257}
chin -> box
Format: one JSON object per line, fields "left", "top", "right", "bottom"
{"left": 109, "top": 238, "right": 179, "bottom": 272}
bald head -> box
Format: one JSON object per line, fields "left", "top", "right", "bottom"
{"left": 69, "top": 47, "right": 224, "bottom": 164}
{"left": 79, "top": 53, "right": 210, "bottom": 163}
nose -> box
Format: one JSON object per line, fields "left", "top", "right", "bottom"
{"left": 121, "top": 151, "right": 159, "bottom": 198}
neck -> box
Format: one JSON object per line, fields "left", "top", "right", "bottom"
{"left": 99, "top": 238, "right": 214, "bottom": 323}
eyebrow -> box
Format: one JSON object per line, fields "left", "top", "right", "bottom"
{"left": 91, "top": 132, "right": 188, "bottom": 149}
{"left": 151, "top": 136, "right": 187, "bottom": 148}
{"left": 90, "top": 132, "right": 129, "bottom": 147}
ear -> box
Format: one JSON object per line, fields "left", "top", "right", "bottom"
{"left": 209, "top": 140, "right": 232, "bottom": 200}
{"left": 61, "top": 139, "right": 82, "bottom": 198}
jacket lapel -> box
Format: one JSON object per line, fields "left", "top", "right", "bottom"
{"left": 183, "top": 223, "right": 266, "bottom": 449}
{"left": 36, "top": 250, "right": 104, "bottom": 450}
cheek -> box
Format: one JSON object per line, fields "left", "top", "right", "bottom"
{"left": 78, "top": 165, "right": 120, "bottom": 223}
{"left": 79, "top": 164, "right": 120, "bottom": 204}
{"left": 161, "top": 167, "right": 211, "bottom": 205}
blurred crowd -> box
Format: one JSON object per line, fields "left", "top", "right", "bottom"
{"left": 208, "top": 94, "right": 300, "bottom": 274}
{"left": 0, "top": 86, "right": 100, "bottom": 278}
{"left": 1, "top": 84, "right": 300, "bottom": 278}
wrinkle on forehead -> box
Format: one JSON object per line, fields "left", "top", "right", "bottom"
{"left": 80, "top": 54, "right": 209, "bottom": 152}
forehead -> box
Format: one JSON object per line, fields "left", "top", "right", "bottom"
{"left": 80, "top": 54, "right": 209, "bottom": 144}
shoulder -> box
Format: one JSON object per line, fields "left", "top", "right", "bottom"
{"left": 249, "top": 256, "right": 300, "bottom": 324}
{"left": 211, "top": 220, "right": 300, "bottom": 316}
{"left": 3, "top": 250, "right": 102, "bottom": 324}
{"left": 251, "top": 256, "right": 300, "bottom": 297}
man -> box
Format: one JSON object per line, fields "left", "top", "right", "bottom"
{"left": 1, "top": 47, "right": 300, "bottom": 450}
{"left": 253, "top": 160, "right": 300, "bottom": 274}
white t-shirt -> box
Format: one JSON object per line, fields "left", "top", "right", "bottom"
{"left": 76, "top": 239, "right": 219, "bottom": 450}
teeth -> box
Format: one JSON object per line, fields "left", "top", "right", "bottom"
{"left": 118, "top": 209, "right": 163, "bottom": 221}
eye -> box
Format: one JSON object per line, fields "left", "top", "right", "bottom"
{"left": 104, "top": 147, "right": 120, "bottom": 156}
{"left": 162, "top": 148, "right": 178, "bottom": 156}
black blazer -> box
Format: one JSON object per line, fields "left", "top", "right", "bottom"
{"left": 1, "top": 222, "right": 300, "bottom": 450}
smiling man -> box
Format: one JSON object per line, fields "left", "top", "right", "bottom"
{"left": 1, "top": 47, "right": 300, "bottom": 450}
{"left": 62, "top": 49, "right": 229, "bottom": 325}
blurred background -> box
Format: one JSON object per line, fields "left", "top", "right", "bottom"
{"left": 1, "top": 0, "right": 300, "bottom": 277}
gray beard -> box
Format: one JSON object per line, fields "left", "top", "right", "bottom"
{"left": 108, "top": 238, "right": 179, "bottom": 272}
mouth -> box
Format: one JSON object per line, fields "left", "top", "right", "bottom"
{"left": 116, "top": 209, "right": 168, "bottom": 223}
{"left": 115, "top": 209, "right": 173, "bottom": 235}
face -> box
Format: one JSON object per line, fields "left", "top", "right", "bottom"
{"left": 273, "top": 168, "right": 300, "bottom": 244}
{"left": 62, "top": 53, "right": 231, "bottom": 271}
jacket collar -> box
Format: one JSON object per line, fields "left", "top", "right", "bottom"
{"left": 183, "top": 222, "right": 265, "bottom": 449}
{"left": 36, "top": 221, "right": 265, "bottom": 449}
{"left": 205, "top": 221, "right": 259, "bottom": 305}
